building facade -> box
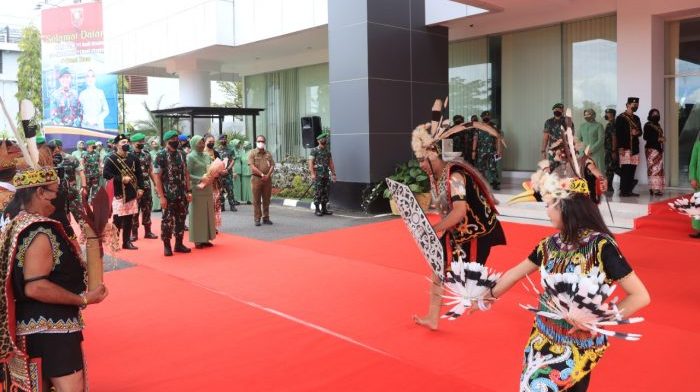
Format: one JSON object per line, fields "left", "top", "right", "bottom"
{"left": 102, "top": 0, "right": 700, "bottom": 207}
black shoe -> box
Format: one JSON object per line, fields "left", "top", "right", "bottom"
{"left": 221, "top": 205, "right": 226, "bottom": 212}
{"left": 202, "top": 242, "right": 213, "bottom": 247}
{"left": 315, "top": 209, "right": 323, "bottom": 217}
{"left": 689, "top": 232, "right": 700, "bottom": 239}
{"left": 233, "top": 200, "right": 241, "bottom": 206}
{"left": 195, "top": 243, "right": 205, "bottom": 249}
{"left": 246, "top": 201, "right": 252, "bottom": 205}
{"left": 255, "top": 221, "right": 261, "bottom": 226}
{"left": 163, "top": 242, "right": 173, "bottom": 257}
{"left": 122, "top": 242, "right": 138, "bottom": 250}
{"left": 654, "top": 191, "right": 663, "bottom": 196}
{"left": 144, "top": 232, "right": 158, "bottom": 239}
{"left": 321, "top": 203, "right": 333, "bottom": 215}
{"left": 263, "top": 219, "right": 273, "bottom": 225}
{"left": 230, "top": 205, "right": 238, "bottom": 212}
{"left": 174, "top": 241, "right": 191, "bottom": 253}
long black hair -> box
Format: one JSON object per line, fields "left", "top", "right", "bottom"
{"left": 4, "top": 187, "right": 39, "bottom": 219}
{"left": 559, "top": 193, "right": 613, "bottom": 243}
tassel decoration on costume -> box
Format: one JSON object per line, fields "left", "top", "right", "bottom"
{"left": 441, "top": 261, "right": 502, "bottom": 320}
{"left": 520, "top": 266, "right": 643, "bottom": 341}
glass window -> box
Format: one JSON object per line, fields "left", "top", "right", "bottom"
{"left": 448, "top": 38, "right": 490, "bottom": 121}
{"left": 563, "top": 15, "right": 617, "bottom": 127}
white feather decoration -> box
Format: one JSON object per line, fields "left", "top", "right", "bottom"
{"left": 668, "top": 192, "right": 700, "bottom": 220}
{"left": 441, "top": 261, "right": 502, "bottom": 320}
{"left": 0, "top": 97, "right": 38, "bottom": 169}
{"left": 520, "top": 266, "right": 643, "bottom": 341}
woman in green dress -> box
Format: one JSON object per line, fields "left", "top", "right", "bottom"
{"left": 186, "top": 135, "right": 217, "bottom": 248}
{"left": 239, "top": 140, "right": 253, "bottom": 204}
{"left": 689, "top": 134, "right": 700, "bottom": 238}
{"left": 148, "top": 137, "right": 162, "bottom": 211}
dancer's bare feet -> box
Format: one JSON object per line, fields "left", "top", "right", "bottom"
{"left": 413, "top": 314, "right": 438, "bottom": 330}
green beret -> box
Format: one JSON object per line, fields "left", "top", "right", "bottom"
{"left": 316, "top": 131, "right": 329, "bottom": 141}
{"left": 36, "top": 136, "right": 46, "bottom": 144}
{"left": 163, "top": 130, "right": 179, "bottom": 141}
{"left": 86, "top": 140, "right": 96, "bottom": 146}
{"left": 130, "top": 133, "right": 146, "bottom": 142}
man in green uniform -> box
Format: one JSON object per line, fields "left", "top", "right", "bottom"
{"left": 82, "top": 140, "right": 101, "bottom": 202}
{"left": 215, "top": 134, "right": 238, "bottom": 212}
{"left": 130, "top": 133, "right": 158, "bottom": 240}
{"left": 474, "top": 110, "right": 503, "bottom": 190}
{"left": 308, "top": 131, "right": 336, "bottom": 216}
{"left": 154, "top": 130, "right": 192, "bottom": 256}
{"left": 541, "top": 103, "right": 574, "bottom": 161}
{"left": 603, "top": 108, "right": 619, "bottom": 195}
{"left": 48, "top": 139, "right": 86, "bottom": 225}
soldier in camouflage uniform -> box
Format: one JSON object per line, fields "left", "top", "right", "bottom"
{"left": 473, "top": 111, "right": 503, "bottom": 190}
{"left": 308, "top": 131, "right": 336, "bottom": 216}
{"left": 215, "top": 134, "right": 238, "bottom": 212}
{"left": 130, "top": 133, "right": 158, "bottom": 240}
{"left": 155, "top": 130, "right": 192, "bottom": 256}
{"left": 82, "top": 140, "right": 102, "bottom": 202}
{"left": 48, "top": 139, "right": 86, "bottom": 225}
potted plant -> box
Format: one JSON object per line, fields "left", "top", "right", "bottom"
{"left": 376, "top": 160, "right": 430, "bottom": 214}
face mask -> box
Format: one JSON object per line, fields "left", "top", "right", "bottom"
{"left": 135, "top": 143, "right": 144, "bottom": 150}
{"left": 631, "top": 105, "right": 638, "bottom": 113}
{"left": 52, "top": 153, "right": 64, "bottom": 166}
{"left": 650, "top": 114, "right": 660, "bottom": 122}
{"left": 553, "top": 111, "right": 562, "bottom": 117}
{"left": 256, "top": 142, "right": 265, "bottom": 149}
{"left": 481, "top": 117, "right": 490, "bottom": 123}
{"left": 206, "top": 142, "right": 215, "bottom": 149}
{"left": 168, "top": 140, "right": 179, "bottom": 149}
{"left": 121, "top": 144, "right": 131, "bottom": 152}
{"left": 584, "top": 114, "right": 593, "bottom": 121}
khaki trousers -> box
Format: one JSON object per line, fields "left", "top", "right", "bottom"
{"left": 251, "top": 176, "right": 272, "bottom": 222}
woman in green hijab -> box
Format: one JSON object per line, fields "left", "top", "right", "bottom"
{"left": 148, "top": 137, "right": 162, "bottom": 211}
{"left": 186, "top": 135, "right": 217, "bottom": 248}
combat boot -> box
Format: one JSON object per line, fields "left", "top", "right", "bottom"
{"left": 144, "top": 224, "right": 158, "bottom": 239}
{"left": 163, "top": 240, "right": 173, "bottom": 257}
{"left": 174, "top": 235, "right": 191, "bottom": 253}
{"left": 314, "top": 203, "right": 323, "bottom": 217}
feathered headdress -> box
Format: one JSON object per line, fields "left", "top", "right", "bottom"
{"left": 509, "top": 108, "right": 589, "bottom": 205}
{"left": 411, "top": 98, "right": 502, "bottom": 160}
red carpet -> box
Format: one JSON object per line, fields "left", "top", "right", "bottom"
{"left": 81, "top": 215, "right": 698, "bottom": 390}
{"left": 633, "top": 194, "right": 698, "bottom": 242}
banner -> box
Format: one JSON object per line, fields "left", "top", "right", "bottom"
{"left": 41, "top": 2, "right": 118, "bottom": 149}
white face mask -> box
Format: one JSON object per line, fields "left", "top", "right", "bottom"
{"left": 256, "top": 142, "right": 265, "bottom": 149}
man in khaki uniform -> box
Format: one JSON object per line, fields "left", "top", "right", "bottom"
{"left": 248, "top": 135, "right": 275, "bottom": 226}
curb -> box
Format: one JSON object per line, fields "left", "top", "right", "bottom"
{"left": 270, "top": 197, "right": 316, "bottom": 210}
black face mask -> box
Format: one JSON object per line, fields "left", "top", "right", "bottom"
{"left": 52, "top": 153, "right": 64, "bottom": 166}
{"left": 121, "top": 144, "right": 131, "bottom": 152}
{"left": 631, "top": 105, "right": 638, "bottom": 113}
{"left": 206, "top": 142, "right": 215, "bottom": 149}
{"left": 482, "top": 117, "right": 490, "bottom": 123}
{"left": 650, "top": 114, "right": 660, "bottom": 122}
{"left": 168, "top": 140, "right": 179, "bottom": 149}
{"left": 135, "top": 143, "right": 145, "bottom": 150}
{"left": 553, "top": 111, "right": 563, "bottom": 117}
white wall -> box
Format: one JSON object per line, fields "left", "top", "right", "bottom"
{"left": 233, "top": 0, "right": 327, "bottom": 46}
{"left": 103, "top": 0, "right": 328, "bottom": 74}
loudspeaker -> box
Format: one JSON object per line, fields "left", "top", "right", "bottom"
{"left": 301, "top": 116, "right": 322, "bottom": 148}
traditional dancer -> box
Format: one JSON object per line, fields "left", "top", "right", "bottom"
{"left": 410, "top": 99, "right": 506, "bottom": 331}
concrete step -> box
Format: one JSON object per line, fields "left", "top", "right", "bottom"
{"left": 493, "top": 193, "right": 646, "bottom": 230}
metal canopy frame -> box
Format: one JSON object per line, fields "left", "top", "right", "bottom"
{"left": 151, "top": 106, "right": 265, "bottom": 142}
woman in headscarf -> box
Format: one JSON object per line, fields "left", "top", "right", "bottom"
{"left": 578, "top": 108, "right": 605, "bottom": 171}
{"left": 643, "top": 108, "right": 665, "bottom": 196}
{"left": 148, "top": 137, "right": 162, "bottom": 211}
{"left": 203, "top": 134, "right": 223, "bottom": 228}
{"left": 186, "top": 135, "right": 217, "bottom": 248}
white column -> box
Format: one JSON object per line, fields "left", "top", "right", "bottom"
{"left": 178, "top": 70, "right": 212, "bottom": 135}
{"left": 616, "top": 2, "right": 666, "bottom": 184}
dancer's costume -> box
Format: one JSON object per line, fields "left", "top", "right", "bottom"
{"left": 510, "top": 111, "right": 643, "bottom": 391}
